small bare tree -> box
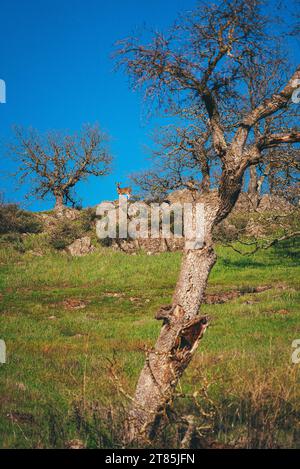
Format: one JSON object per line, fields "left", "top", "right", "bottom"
{"left": 11, "top": 124, "right": 112, "bottom": 211}
{"left": 117, "top": 0, "right": 300, "bottom": 444}
{"left": 131, "top": 124, "right": 215, "bottom": 202}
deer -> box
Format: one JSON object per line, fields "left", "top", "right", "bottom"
{"left": 116, "top": 182, "right": 132, "bottom": 199}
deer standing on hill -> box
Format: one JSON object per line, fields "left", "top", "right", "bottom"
{"left": 116, "top": 182, "right": 132, "bottom": 199}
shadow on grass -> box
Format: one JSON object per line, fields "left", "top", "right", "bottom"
{"left": 218, "top": 237, "right": 300, "bottom": 270}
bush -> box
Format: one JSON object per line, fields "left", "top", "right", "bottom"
{"left": 78, "top": 207, "right": 97, "bottom": 232}
{"left": 0, "top": 232, "right": 25, "bottom": 252}
{"left": 22, "top": 232, "right": 51, "bottom": 253}
{"left": 0, "top": 204, "right": 43, "bottom": 234}
{"left": 99, "top": 236, "right": 113, "bottom": 247}
{"left": 49, "top": 220, "right": 84, "bottom": 250}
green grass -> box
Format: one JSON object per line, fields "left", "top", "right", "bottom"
{"left": 0, "top": 240, "right": 299, "bottom": 448}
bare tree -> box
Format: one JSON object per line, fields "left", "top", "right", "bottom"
{"left": 117, "top": 0, "right": 300, "bottom": 444}
{"left": 240, "top": 46, "right": 300, "bottom": 207}
{"left": 131, "top": 124, "right": 215, "bottom": 202}
{"left": 246, "top": 145, "right": 300, "bottom": 207}
{"left": 132, "top": 34, "right": 299, "bottom": 208}
{"left": 10, "top": 124, "right": 112, "bottom": 211}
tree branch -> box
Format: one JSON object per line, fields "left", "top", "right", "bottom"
{"left": 231, "top": 67, "right": 300, "bottom": 154}
{"left": 243, "top": 66, "right": 300, "bottom": 127}
{"left": 258, "top": 131, "right": 300, "bottom": 149}
{"left": 201, "top": 90, "right": 227, "bottom": 158}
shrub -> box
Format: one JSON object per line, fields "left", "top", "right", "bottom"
{"left": 78, "top": 207, "right": 97, "bottom": 232}
{"left": 99, "top": 236, "right": 113, "bottom": 247}
{"left": 49, "top": 220, "right": 84, "bottom": 250}
{"left": 22, "top": 232, "right": 51, "bottom": 252}
{"left": 0, "top": 232, "right": 25, "bottom": 252}
{"left": 0, "top": 204, "right": 43, "bottom": 234}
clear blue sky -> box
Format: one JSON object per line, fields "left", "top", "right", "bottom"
{"left": 0, "top": 0, "right": 298, "bottom": 210}
{"left": 0, "top": 0, "right": 198, "bottom": 210}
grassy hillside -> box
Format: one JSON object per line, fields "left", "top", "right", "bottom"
{"left": 0, "top": 240, "right": 299, "bottom": 448}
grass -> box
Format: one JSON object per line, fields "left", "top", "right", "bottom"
{"left": 0, "top": 239, "right": 299, "bottom": 448}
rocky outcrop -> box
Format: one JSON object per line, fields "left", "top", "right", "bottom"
{"left": 66, "top": 236, "right": 95, "bottom": 256}
{"left": 32, "top": 191, "right": 295, "bottom": 255}
{"left": 38, "top": 207, "right": 81, "bottom": 228}
{"left": 111, "top": 237, "right": 186, "bottom": 254}
{"left": 256, "top": 194, "right": 293, "bottom": 212}
{"left": 166, "top": 189, "right": 293, "bottom": 214}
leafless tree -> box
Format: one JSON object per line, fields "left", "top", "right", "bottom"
{"left": 10, "top": 124, "right": 112, "bottom": 211}
{"left": 132, "top": 36, "right": 299, "bottom": 208}
{"left": 117, "top": 0, "right": 300, "bottom": 444}
{"left": 240, "top": 46, "right": 300, "bottom": 206}
{"left": 131, "top": 123, "right": 216, "bottom": 202}
{"left": 247, "top": 145, "right": 300, "bottom": 206}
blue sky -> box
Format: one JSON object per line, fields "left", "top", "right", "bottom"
{"left": 0, "top": 0, "right": 298, "bottom": 210}
{"left": 0, "top": 0, "right": 198, "bottom": 210}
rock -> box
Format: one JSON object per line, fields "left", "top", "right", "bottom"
{"left": 62, "top": 298, "right": 87, "bottom": 309}
{"left": 66, "top": 236, "right": 95, "bottom": 256}
{"left": 223, "top": 220, "right": 238, "bottom": 238}
{"left": 62, "top": 208, "right": 81, "bottom": 220}
{"left": 16, "top": 382, "right": 26, "bottom": 392}
{"left": 28, "top": 250, "right": 43, "bottom": 257}
{"left": 104, "top": 292, "right": 123, "bottom": 298}
{"left": 37, "top": 207, "right": 81, "bottom": 230}
{"left": 277, "top": 309, "right": 289, "bottom": 315}
{"left": 62, "top": 299, "right": 88, "bottom": 309}
{"left": 245, "top": 218, "right": 265, "bottom": 237}
{"left": 257, "top": 194, "right": 292, "bottom": 212}
{"left": 65, "top": 439, "right": 85, "bottom": 449}
{"left": 166, "top": 188, "right": 219, "bottom": 206}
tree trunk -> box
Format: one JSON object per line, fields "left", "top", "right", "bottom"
{"left": 201, "top": 173, "right": 210, "bottom": 193}
{"left": 247, "top": 165, "right": 259, "bottom": 209}
{"left": 54, "top": 194, "right": 64, "bottom": 212}
{"left": 124, "top": 176, "right": 242, "bottom": 445}
{"left": 199, "top": 157, "right": 210, "bottom": 193}
{"left": 125, "top": 242, "right": 217, "bottom": 444}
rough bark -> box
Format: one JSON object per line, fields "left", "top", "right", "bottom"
{"left": 125, "top": 245, "right": 217, "bottom": 444}
{"left": 247, "top": 165, "right": 259, "bottom": 209}
{"left": 200, "top": 164, "right": 210, "bottom": 193}
{"left": 125, "top": 197, "right": 219, "bottom": 444}
{"left": 54, "top": 194, "right": 64, "bottom": 212}
{"left": 124, "top": 169, "right": 247, "bottom": 445}
{"left": 124, "top": 168, "right": 246, "bottom": 445}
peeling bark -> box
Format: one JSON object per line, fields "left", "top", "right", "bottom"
{"left": 248, "top": 166, "right": 260, "bottom": 209}
{"left": 124, "top": 190, "right": 232, "bottom": 445}
{"left": 125, "top": 242, "right": 217, "bottom": 444}
{"left": 54, "top": 194, "right": 65, "bottom": 212}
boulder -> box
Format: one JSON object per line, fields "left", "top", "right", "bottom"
{"left": 66, "top": 236, "right": 95, "bottom": 256}
{"left": 257, "top": 194, "right": 292, "bottom": 212}
{"left": 245, "top": 218, "right": 266, "bottom": 237}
